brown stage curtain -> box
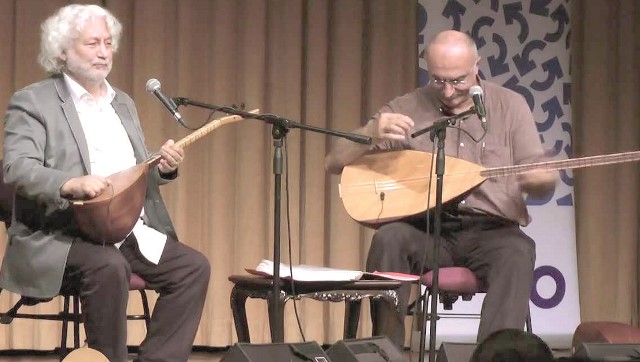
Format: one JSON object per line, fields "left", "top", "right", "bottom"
{"left": 0, "top": 0, "right": 416, "bottom": 349}
{"left": 0, "top": 0, "right": 639, "bottom": 352}
{"left": 571, "top": 0, "right": 640, "bottom": 326}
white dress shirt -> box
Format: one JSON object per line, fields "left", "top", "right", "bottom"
{"left": 64, "top": 73, "right": 166, "bottom": 264}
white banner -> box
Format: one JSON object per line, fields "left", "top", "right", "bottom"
{"left": 415, "top": 0, "right": 578, "bottom": 349}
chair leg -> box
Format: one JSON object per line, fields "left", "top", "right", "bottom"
{"left": 73, "top": 295, "right": 80, "bottom": 348}
{"left": 425, "top": 289, "right": 440, "bottom": 357}
{"left": 425, "top": 290, "right": 434, "bottom": 322}
{"left": 409, "top": 292, "right": 425, "bottom": 335}
{"left": 139, "top": 289, "right": 151, "bottom": 330}
{"left": 0, "top": 296, "right": 27, "bottom": 325}
{"left": 343, "top": 300, "right": 362, "bottom": 339}
{"left": 60, "top": 295, "right": 71, "bottom": 360}
{"left": 230, "top": 286, "right": 252, "bottom": 343}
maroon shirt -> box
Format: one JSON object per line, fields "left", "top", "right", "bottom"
{"left": 370, "top": 80, "right": 545, "bottom": 226}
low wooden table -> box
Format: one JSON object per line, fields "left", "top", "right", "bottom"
{"left": 228, "top": 274, "right": 404, "bottom": 343}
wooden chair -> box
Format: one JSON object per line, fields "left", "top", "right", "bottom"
{"left": 0, "top": 275, "right": 151, "bottom": 359}
{"left": 420, "top": 266, "right": 532, "bottom": 332}
{"left": 413, "top": 265, "right": 532, "bottom": 351}
{"left": 0, "top": 160, "right": 152, "bottom": 359}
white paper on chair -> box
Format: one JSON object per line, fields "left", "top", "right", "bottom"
{"left": 246, "top": 259, "right": 420, "bottom": 282}
{"left": 246, "top": 259, "right": 363, "bottom": 282}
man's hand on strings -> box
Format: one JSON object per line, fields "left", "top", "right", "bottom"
{"left": 370, "top": 113, "right": 414, "bottom": 144}
{"left": 325, "top": 112, "right": 414, "bottom": 174}
{"left": 60, "top": 175, "right": 111, "bottom": 200}
{"left": 518, "top": 169, "right": 558, "bottom": 199}
{"left": 158, "top": 139, "right": 185, "bottom": 174}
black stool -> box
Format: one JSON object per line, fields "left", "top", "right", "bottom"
{"left": 0, "top": 273, "right": 151, "bottom": 360}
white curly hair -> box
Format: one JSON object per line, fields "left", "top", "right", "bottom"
{"left": 38, "top": 4, "right": 122, "bottom": 73}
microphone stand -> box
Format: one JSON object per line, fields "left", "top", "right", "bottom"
{"left": 410, "top": 107, "right": 476, "bottom": 362}
{"left": 174, "top": 97, "right": 371, "bottom": 342}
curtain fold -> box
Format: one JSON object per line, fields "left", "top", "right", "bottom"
{"left": 571, "top": 0, "right": 640, "bottom": 325}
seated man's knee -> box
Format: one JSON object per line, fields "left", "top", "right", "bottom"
{"left": 509, "top": 239, "right": 536, "bottom": 267}
{"left": 492, "top": 245, "right": 536, "bottom": 285}
{"left": 102, "top": 252, "right": 131, "bottom": 275}
{"left": 85, "top": 252, "right": 131, "bottom": 293}
{"left": 195, "top": 253, "right": 211, "bottom": 281}
{"left": 188, "top": 252, "right": 211, "bottom": 288}
{"left": 371, "top": 223, "right": 413, "bottom": 250}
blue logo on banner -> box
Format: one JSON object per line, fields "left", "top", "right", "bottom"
{"left": 531, "top": 265, "right": 566, "bottom": 309}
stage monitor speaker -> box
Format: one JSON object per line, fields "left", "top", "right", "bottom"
{"left": 436, "top": 342, "right": 477, "bottom": 362}
{"left": 325, "top": 336, "right": 403, "bottom": 362}
{"left": 221, "top": 341, "right": 330, "bottom": 362}
{"left": 573, "top": 342, "right": 640, "bottom": 361}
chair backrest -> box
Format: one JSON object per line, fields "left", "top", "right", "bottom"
{"left": 0, "top": 160, "right": 13, "bottom": 225}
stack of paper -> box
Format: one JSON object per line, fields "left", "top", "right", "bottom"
{"left": 246, "top": 259, "right": 420, "bottom": 282}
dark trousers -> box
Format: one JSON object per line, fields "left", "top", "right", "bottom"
{"left": 61, "top": 235, "right": 210, "bottom": 362}
{"left": 366, "top": 215, "right": 535, "bottom": 348}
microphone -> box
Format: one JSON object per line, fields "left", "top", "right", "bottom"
{"left": 469, "top": 85, "right": 487, "bottom": 130}
{"left": 145, "top": 79, "right": 183, "bottom": 123}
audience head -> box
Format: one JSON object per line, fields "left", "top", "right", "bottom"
{"left": 470, "top": 329, "right": 556, "bottom": 362}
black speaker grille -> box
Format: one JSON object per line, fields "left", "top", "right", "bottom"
{"left": 222, "top": 341, "right": 330, "bottom": 362}
{"left": 326, "top": 336, "right": 404, "bottom": 362}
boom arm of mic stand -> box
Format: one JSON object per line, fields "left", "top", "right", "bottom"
{"left": 172, "top": 97, "right": 372, "bottom": 145}
{"left": 410, "top": 107, "right": 477, "bottom": 139}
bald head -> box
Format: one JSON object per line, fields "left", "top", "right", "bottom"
{"left": 425, "top": 30, "right": 479, "bottom": 71}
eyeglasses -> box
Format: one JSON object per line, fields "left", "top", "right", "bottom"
{"left": 429, "top": 77, "right": 469, "bottom": 88}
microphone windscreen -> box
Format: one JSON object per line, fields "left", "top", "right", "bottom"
{"left": 469, "top": 85, "right": 483, "bottom": 97}
{"left": 145, "top": 78, "right": 161, "bottom": 93}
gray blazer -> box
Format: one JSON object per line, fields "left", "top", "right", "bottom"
{"left": 0, "top": 74, "right": 178, "bottom": 298}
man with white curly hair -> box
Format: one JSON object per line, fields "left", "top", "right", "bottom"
{"left": 0, "top": 4, "right": 210, "bottom": 361}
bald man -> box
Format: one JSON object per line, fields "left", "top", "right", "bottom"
{"left": 325, "top": 30, "right": 556, "bottom": 347}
